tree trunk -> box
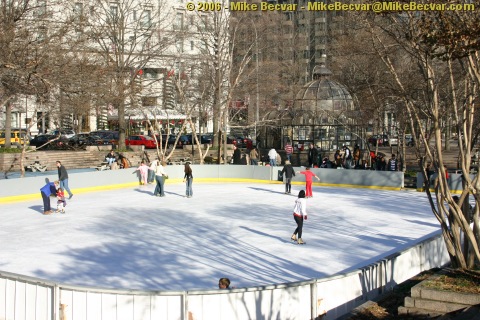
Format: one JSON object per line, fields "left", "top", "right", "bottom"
{"left": 5, "top": 101, "right": 12, "bottom": 149}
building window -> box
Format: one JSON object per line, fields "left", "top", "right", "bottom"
{"left": 142, "top": 97, "right": 157, "bottom": 106}
{"left": 142, "top": 9, "right": 151, "bottom": 28}
{"left": 176, "top": 39, "right": 184, "bottom": 52}
{"left": 110, "top": 5, "right": 118, "bottom": 21}
{"left": 37, "top": 0, "right": 47, "bottom": 16}
{"left": 200, "top": 15, "right": 209, "bottom": 31}
{"left": 173, "top": 12, "right": 184, "bottom": 31}
{"left": 74, "top": 2, "right": 83, "bottom": 17}
{"left": 37, "top": 27, "right": 47, "bottom": 41}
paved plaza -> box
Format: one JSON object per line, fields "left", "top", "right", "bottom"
{"left": 0, "top": 182, "right": 440, "bottom": 291}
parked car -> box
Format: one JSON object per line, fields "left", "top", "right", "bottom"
{"left": 178, "top": 135, "right": 192, "bottom": 145}
{"left": 406, "top": 137, "right": 415, "bottom": 147}
{"left": 388, "top": 136, "right": 399, "bottom": 146}
{"left": 237, "top": 137, "right": 253, "bottom": 149}
{"left": 0, "top": 130, "right": 29, "bottom": 147}
{"left": 199, "top": 134, "right": 213, "bottom": 144}
{"left": 184, "top": 134, "right": 213, "bottom": 145}
{"left": 126, "top": 135, "right": 157, "bottom": 149}
{"left": 90, "top": 130, "right": 119, "bottom": 145}
{"left": 69, "top": 133, "right": 104, "bottom": 147}
{"left": 29, "top": 134, "right": 70, "bottom": 149}
{"left": 368, "top": 135, "right": 389, "bottom": 146}
{"left": 51, "top": 129, "right": 76, "bottom": 139}
{"left": 226, "top": 136, "right": 238, "bottom": 145}
{"left": 155, "top": 134, "right": 178, "bottom": 148}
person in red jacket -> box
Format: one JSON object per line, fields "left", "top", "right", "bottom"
{"left": 296, "top": 167, "right": 320, "bottom": 198}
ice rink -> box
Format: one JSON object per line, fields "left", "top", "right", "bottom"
{"left": 0, "top": 181, "right": 440, "bottom": 291}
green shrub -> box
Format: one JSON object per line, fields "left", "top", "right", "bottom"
{"left": 0, "top": 148, "right": 24, "bottom": 153}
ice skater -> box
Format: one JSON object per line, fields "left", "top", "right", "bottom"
{"left": 56, "top": 188, "right": 67, "bottom": 213}
{"left": 148, "top": 159, "right": 159, "bottom": 183}
{"left": 183, "top": 162, "right": 193, "bottom": 198}
{"left": 135, "top": 160, "right": 149, "bottom": 185}
{"left": 40, "top": 179, "right": 59, "bottom": 215}
{"left": 281, "top": 160, "right": 295, "bottom": 194}
{"left": 56, "top": 161, "right": 73, "bottom": 199}
{"left": 296, "top": 167, "right": 320, "bottom": 198}
{"left": 154, "top": 161, "right": 168, "bottom": 197}
{"left": 291, "top": 190, "right": 307, "bottom": 244}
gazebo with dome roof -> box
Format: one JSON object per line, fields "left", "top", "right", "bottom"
{"left": 262, "top": 65, "right": 360, "bottom": 159}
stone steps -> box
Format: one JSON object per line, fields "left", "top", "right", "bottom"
{"left": 398, "top": 273, "right": 480, "bottom": 318}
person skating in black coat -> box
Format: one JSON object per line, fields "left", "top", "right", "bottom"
{"left": 281, "top": 160, "right": 296, "bottom": 194}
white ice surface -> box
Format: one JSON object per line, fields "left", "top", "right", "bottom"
{"left": 0, "top": 182, "right": 440, "bottom": 291}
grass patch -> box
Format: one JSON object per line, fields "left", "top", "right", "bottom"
{"left": 0, "top": 148, "right": 25, "bottom": 153}
{"left": 345, "top": 267, "right": 480, "bottom": 319}
{"left": 422, "top": 268, "right": 480, "bottom": 294}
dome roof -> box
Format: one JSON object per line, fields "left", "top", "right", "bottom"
{"left": 295, "top": 65, "right": 353, "bottom": 113}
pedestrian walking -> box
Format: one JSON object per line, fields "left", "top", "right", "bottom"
{"left": 388, "top": 154, "right": 399, "bottom": 171}
{"left": 291, "top": 190, "right": 307, "bottom": 245}
{"left": 296, "top": 167, "right": 320, "bottom": 198}
{"left": 249, "top": 147, "right": 259, "bottom": 165}
{"left": 281, "top": 160, "right": 295, "bottom": 194}
{"left": 183, "top": 162, "right": 193, "bottom": 198}
{"left": 232, "top": 145, "right": 242, "bottom": 165}
{"left": 284, "top": 141, "right": 293, "bottom": 162}
{"left": 154, "top": 161, "right": 168, "bottom": 197}
{"left": 56, "top": 161, "right": 73, "bottom": 199}
{"left": 268, "top": 148, "right": 278, "bottom": 166}
{"left": 307, "top": 143, "right": 318, "bottom": 167}
{"left": 342, "top": 145, "right": 352, "bottom": 169}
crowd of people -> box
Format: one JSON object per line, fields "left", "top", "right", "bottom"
{"left": 231, "top": 141, "right": 400, "bottom": 172}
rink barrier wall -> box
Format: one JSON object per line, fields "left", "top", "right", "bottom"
{"left": 0, "top": 165, "right": 403, "bottom": 203}
{"left": 416, "top": 172, "right": 473, "bottom": 193}
{"left": 0, "top": 231, "right": 448, "bottom": 320}
{"left": 0, "top": 167, "right": 442, "bottom": 320}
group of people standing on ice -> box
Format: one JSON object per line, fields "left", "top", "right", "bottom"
{"left": 134, "top": 159, "right": 193, "bottom": 198}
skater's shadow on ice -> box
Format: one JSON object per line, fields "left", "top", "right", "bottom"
{"left": 240, "top": 226, "right": 290, "bottom": 244}
{"left": 134, "top": 188, "right": 153, "bottom": 196}
{"left": 165, "top": 191, "right": 184, "bottom": 197}
{"left": 29, "top": 205, "right": 45, "bottom": 214}
{"left": 248, "top": 187, "right": 285, "bottom": 196}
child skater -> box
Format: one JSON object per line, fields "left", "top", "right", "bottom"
{"left": 135, "top": 160, "right": 149, "bottom": 185}
{"left": 291, "top": 190, "right": 307, "bottom": 244}
{"left": 56, "top": 187, "right": 67, "bottom": 213}
{"left": 296, "top": 167, "right": 320, "bottom": 198}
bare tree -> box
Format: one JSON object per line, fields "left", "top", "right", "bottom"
{"left": 0, "top": 0, "right": 71, "bottom": 146}
{"left": 84, "top": 0, "right": 173, "bottom": 149}
{"left": 359, "top": 6, "right": 480, "bottom": 269}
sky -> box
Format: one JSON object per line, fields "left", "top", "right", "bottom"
{"left": 0, "top": 180, "right": 441, "bottom": 291}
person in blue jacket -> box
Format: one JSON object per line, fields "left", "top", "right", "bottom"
{"left": 40, "top": 179, "right": 58, "bottom": 215}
